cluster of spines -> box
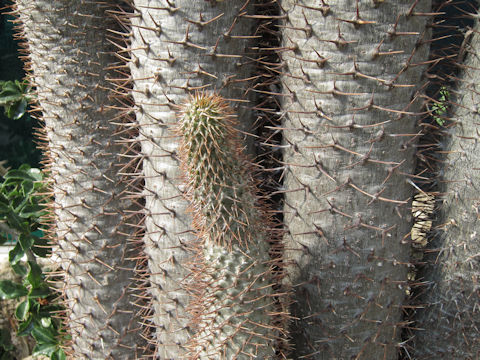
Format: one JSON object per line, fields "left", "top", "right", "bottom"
{"left": 177, "top": 93, "right": 288, "bottom": 359}
{"left": 177, "top": 93, "right": 257, "bottom": 249}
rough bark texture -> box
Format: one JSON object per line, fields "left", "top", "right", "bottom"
{"left": 128, "top": 1, "right": 257, "bottom": 357}
{"left": 412, "top": 16, "right": 480, "bottom": 359}
{"left": 15, "top": 1, "right": 145, "bottom": 358}
{"left": 278, "top": 1, "right": 431, "bottom": 358}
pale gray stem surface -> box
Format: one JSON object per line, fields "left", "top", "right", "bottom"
{"left": 279, "top": 1, "right": 431, "bottom": 358}
{"left": 15, "top": 1, "right": 146, "bottom": 358}
{"left": 128, "top": 1, "right": 256, "bottom": 357}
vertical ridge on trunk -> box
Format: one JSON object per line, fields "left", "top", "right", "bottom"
{"left": 13, "top": 0, "right": 146, "bottom": 358}
{"left": 412, "top": 12, "right": 480, "bottom": 359}
{"left": 278, "top": 1, "right": 431, "bottom": 358}
{"left": 127, "top": 1, "right": 257, "bottom": 357}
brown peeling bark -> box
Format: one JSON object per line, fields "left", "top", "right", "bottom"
{"left": 13, "top": 1, "right": 146, "bottom": 358}
{"left": 278, "top": 1, "right": 431, "bottom": 358}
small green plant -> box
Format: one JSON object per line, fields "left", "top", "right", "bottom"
{"left": 0, "top": 80, "right": 32, "bottom": 120}
{"left": 429, "top": 86, "right": 449, "bottom": 126}
{"left": 0, "top": 165, "right": 66, "bottom": 360}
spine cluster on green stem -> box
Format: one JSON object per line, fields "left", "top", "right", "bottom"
{"left": 177, "top": 93, "right": 288, "bottom": 359}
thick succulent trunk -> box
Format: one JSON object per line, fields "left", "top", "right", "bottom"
{"left": 127, "top": 1, "right": 257, "bottom": 357}
{"left": 412, "top": 16, "right": 480, "bottom": 359}
{"left": 14, "top": 1, "right": 145, "bottom": 358}
{"left": 278, "top": 1, "right": 431, "bottom": 358}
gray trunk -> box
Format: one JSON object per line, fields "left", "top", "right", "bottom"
{"left": 127, "top": 1, "right": 257, "bottom": 357}
{"left": 278, "top": 1, "right": 431, "bottom": 358}
{"left": 15, "top": 1, "right": 145, "bottom": 358}
{"left": 412, "top": 16, "right": 480, "bottom": 359}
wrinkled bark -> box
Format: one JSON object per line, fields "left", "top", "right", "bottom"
{"left": 413, "top": 15, "right": 480, "bottom": 359}
{"left": 15, "top": 1, "right": 145, "bottom": 358}
{"left": 278, "top": 1, "right": 431, "bottom": 358}
{"left": 127, "top": 1, "right": 257, "bottom": 357}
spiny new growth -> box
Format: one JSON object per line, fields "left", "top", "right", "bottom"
{"left": 177, "top": 93, "right": 288, "bottom": 359}
{"left": 178, "top": 93, "right": 256, "bottom": 249}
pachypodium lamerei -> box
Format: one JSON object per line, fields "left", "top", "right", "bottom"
{"left": 12, "top": 0, "right": 146, "bottom": 358}
{"left": 126, "top": 1, "right": 259, "bottom": 356}
{"left": 177, "top": 92, "right": 288, "bottom": 359}
{"left": 277, "top": 1, "right": 432, "bottom": 358}
{"left": 412, "top": 13, "right": 480, "bottom": 358}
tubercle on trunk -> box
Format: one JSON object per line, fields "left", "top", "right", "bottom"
{"left": 176, "top": 93, "right": 290, "bottom": 359}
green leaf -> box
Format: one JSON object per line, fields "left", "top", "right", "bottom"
{"left": 0, "top": 280, "right": 28, "bottom": 299}
{"left": 0, "top": 80, "right": 22, "bottom": 96}
{"left": 27, "top": 261, "right": 43, "bottom": 289}
{"left": 21, "top": 179, "right": 34, "bottom": 197}
{"left": 0, "top": 327, "right": 13, "bottom": 353}
{"left": 4, "top": 169, "right": 36, "bottom": 182}
{"left": 0, "top": 203, "right": 9, "bottom": 215}
{"left": 6, "top": 210, "right": 28, "bottom": 232}
{"left": 5, "top": 103, "right": 17, "bottom": 119}
{"left": 17, "top": 314, "right": 33, "bottom": 336}
{"left": 11, "top": 262, "right": 28, "bottom": 276}
{"left": 12, "top": 98, "right": 27, "bottom": 120}
{"left": 0, "top": 94, "right": 23, "bottom": 106}
{"left": 0, "top": 80, "right": 29, "bottom": 121}
{"left": 20, "top": 203, "right": 44, "bottom": 218}
{"left": 31, "top": 235, "right": 50, "bottom": 257}
{"left": 38, "top": 304, "right": 63, "bottom": 317}
{"left": 32, "top": 325, "right": 56, "bottom": 345}
{"left": 28, "top": 168, "right": 43, "bottom": 181}
{"left": 0, "top": 193, "right": 9, "bottom": 210}
{"left": 52, "top": 348, "right": 67, "bottom": 360}
{"left": 19, "top": 233, "right": 34, "bottom": 251}
{"left": 29, "top": 285, "right": 50, "bottom": 299}
{"left": 9, "top": 242, "right": 25, "bottom": 265}
{"left": 33, "top": 343, "right": 57, "bottom": 356}
{"left": 16, "top": 299, "right": 31, "bottom": 321}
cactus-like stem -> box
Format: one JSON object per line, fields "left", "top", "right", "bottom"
{"left": 412, "top": 14, "right": 480, "bottom": 358}
{"left": 278, "top": 1, "right": 432, "bottom": 358}
{"left": 178, "top": 94, "right": 256, "bottom": 249}
{"left": 177, "top": 93, "right": 287, "bottom": 359}
{"left": 127, "top": 2, "right": 258, "bottom": 355}
{"left": 13, "top": 0, "right": 146, "bottom": 358}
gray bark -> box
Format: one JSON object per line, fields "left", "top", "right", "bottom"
{"left": 128, "top": 1, "right": 257, "bottom": 357}
{"left": 278, "top": 1, "right": 431, "bottom": 358}
{"left": 412, "top": 17, "right": 480, "bottom": 359}
{"left": 15, "top": 1, "right": 145, "bottom": 358}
